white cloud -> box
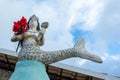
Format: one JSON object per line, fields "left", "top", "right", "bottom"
{"left": 67, "top": 0, "right": 104, "bottom": 31}
{"left": 73, "top": 0, "right": 120, "bottom": 76}
{"left": 92, "top": 0, "right": 120, "bottom": 43}
{"left": 103, "top": 53, "right": 120, "bottom": 61}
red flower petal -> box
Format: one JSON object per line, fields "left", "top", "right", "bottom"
{"left": 12, "top": 16, "right": 28, "bottom": 33}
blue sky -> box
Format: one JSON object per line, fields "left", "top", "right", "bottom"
{"left": 0, "top": 0, "right": 120, "bottom": 76}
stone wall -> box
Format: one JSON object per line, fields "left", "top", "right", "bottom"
{"left": 0, "top": 69, "right": 12, "bottom": 80}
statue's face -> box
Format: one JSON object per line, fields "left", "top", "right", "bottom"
{"left": 29, "top": 18, "right": 38, "bottom": 28}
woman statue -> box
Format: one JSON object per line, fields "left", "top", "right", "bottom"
{"left": 9, "top": 15, "right": 103, "bottom": 80}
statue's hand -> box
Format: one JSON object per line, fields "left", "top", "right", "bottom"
{"left": 11, "top": 34, "right": 23, "bottom": 42}
{"left": 41, "top": 22, "right": 49, "bottom": 29}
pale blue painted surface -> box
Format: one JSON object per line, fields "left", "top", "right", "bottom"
{"left": 9, "top": 60, "right": 50, "bottom": 80}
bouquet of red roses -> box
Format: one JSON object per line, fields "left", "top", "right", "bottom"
{"left": 12, "top": 16, "right": 28, "bottom": 52}
{"left": 13, "top": 16, "right": 28, "bottom": 35}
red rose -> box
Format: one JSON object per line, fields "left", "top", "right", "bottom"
{"left": 12, "top": 16, "right": 28, "bottom": 34}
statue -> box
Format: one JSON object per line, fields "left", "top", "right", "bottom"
{"left": 9, "top": 15, "right": 103, "bottom": 80}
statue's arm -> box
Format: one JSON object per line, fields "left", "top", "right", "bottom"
{"left": 37, "top": 22, "right": 48, "bottom": 46}
{"left": 11, "top": 34, "right": 23, "bottom": 42}
{"left": 37, "top": 28, "right": 45, "bottom": 46}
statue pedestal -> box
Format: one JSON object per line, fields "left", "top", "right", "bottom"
{"left": 9, "top": 60, "right": 50, "bottom": 80}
